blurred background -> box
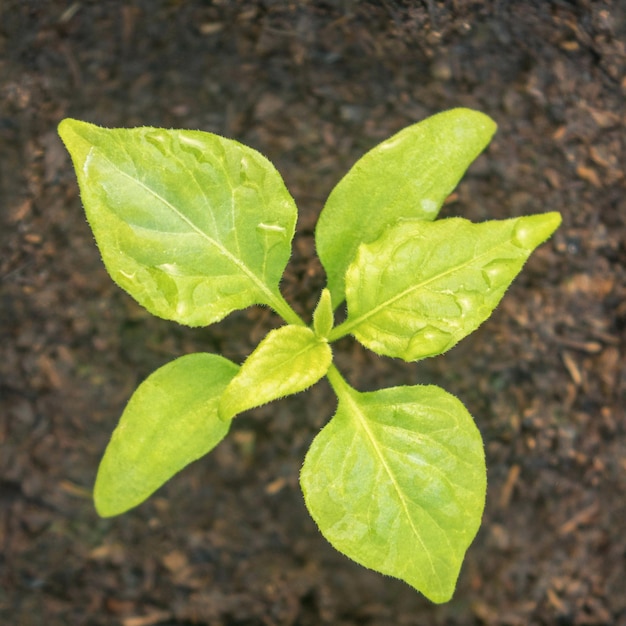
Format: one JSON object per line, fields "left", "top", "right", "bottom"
{"left": 1, "top": 2, "right": 625, "bottom": 624}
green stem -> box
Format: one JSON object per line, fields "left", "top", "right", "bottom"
{"left": 327, "top": 319, "right": 354, "bottom": 342}
{"left": 268, "top": 291, "right": 306, "bottom": 327}
{"left": 326, "top": 363, "right": 353, "bottom": 397}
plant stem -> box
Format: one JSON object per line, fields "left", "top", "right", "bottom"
{"left": 325, "top": 363, "right": 353, "bottom": 397}
{"left": 268, "top": 291, "right": 306, "bottom": 327}
{"left": 327, "top": 319, "right": 354, "bottom": 342}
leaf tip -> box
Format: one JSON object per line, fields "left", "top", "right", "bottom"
{"left": 513, "top": 211, "right": 562, "bottom": 250}
{"left": 313, "top": 288, "right": 334, "bottom": 338}
{"left": 93, "top": 500, "right": 116, "bottom": 519}
{"left": 57, "top": 118, "right": 77, "bottom": 150}
{"left": 93, "top": 480, "right": 124, "bottom": 519}
{"left": 57, "top": 117, "right": 90, "bottom": 142}
{"left": 423, "top": 588, "right": 455, "bottom": 605}
{"left": 444, "top": 107, "right": 497, "bottom": 143}
{"left": 217, "top": 399, "right": 236, "bottom": 423}
{"left": 57, "top": 117, "right": 71, "bottom": 136}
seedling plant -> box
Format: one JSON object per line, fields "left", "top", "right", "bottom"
{"left": 59, "top": 109, "right": 560, "bottom": 604}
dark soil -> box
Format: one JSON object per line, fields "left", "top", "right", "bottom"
{"left": 1, "top": 2, "right": 625, "bottom": 625}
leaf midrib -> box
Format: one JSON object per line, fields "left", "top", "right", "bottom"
{"left": 343, "top": 390, "right": 444, "bottom": 595}
{"left": 331, "top": 236, "right": 515, "bottom": 341}
{"left": 240, "top": 331, "right": 328, "bottom": 381}
{"left": 98, "top": 148, "right": 279, "bottom": 307}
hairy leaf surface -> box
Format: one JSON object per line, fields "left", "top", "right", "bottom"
{"left": 313, "top": 288, "right": 334, "bottom": 338}
{"left": 338, "top": 212, "right": 561, "bottom": 361}
{"left": 300, "top": 377, "right": 486, "bottom": 603}
{"left": 315, "top": 108, "right": 497, "bottom": 306}
{"left": 58, "top": 119, "right": 298, "bottom": 326}
{"left": 219, "top": 325, "right": 332, "bottom": 421}
{"left": 95, "top": 354, "right": 238, "bottom": 517}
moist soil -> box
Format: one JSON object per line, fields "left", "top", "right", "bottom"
{"left": 1, "top": 2, "right": 625, "bottom": 625}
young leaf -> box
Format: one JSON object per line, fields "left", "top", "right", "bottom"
{"left": 333, "top": 212, "right": 562, "bottom": 361}
{"left": 300, "top": 370, "right": 486, "bottom": 604}
{"left": 315, "top": 108, "right": 497, "bottom": 306}
{"left": 313, "top": 288, "right": 334, "bottom": 338}
{"left": 58, "top": 119, "right": 300, "bottom": 327}
{"left": 94, "top": 353, "right": 238, "bottom": 517}
{"left": 219, "top": 325, "right": 332, "bottom": 421}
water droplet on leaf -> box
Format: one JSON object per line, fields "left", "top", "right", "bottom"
{"left": 481, "top": 259, "right": 516, "bottom": 289}
{"left": 407, "top": 325, "right": 454, "bottom": 360}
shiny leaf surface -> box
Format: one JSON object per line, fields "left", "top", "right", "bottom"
{"left": 316, "top": 109, "right": 497, "bottom": 305}
{"left": 58, "top": 119, "right": 298, "bottom": 326}
{"left": 219, "top": 325, "right": 332, "bottom": 421}
{"left": 337, "top": 213, "right": 561, "bottom": 361}
{"left": 301, "top": 373, "right": 486, "bottom": 603}
{"left": 95, "top": 353, "right": 238, "bottom": 517}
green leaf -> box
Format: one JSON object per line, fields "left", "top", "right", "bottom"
{"left": 300, "top": 371, "right": 486, "bottom": 604}
{"left": 315, "top": 108, "right": 497, "bottom": 306}
{"left": 219, "top": 325, "right": 332, "bottom": 421}
{"left": 334, "top": 212, "right": 561, "bottom": 361}
{"left": 313, "top": 288, "right": 334, "bottom": 338}
{"left": 58, "top": 119, "right": 300, "bottom": 327}
{"left": 94, "top": 353, "right": 238, "bottom": 517}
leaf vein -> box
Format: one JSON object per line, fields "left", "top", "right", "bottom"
{"left": 344, "top": 239, "right": 515, "bottom": 337}
{"left": 99, "top": 149, "right": 277, "bottom": 306}
{"left": 345, "top": 392, "right": 444, "bottom": 592}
